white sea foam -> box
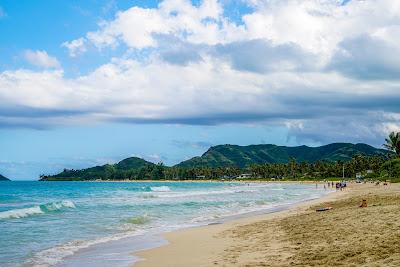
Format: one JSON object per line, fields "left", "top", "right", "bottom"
{"left": 25, "top": 230, "right": 146, "bottom": 267}
{"left": 150, "top": 186, "right": 171, "bottom": 192}
{"left": 1, "top": 182, "right": 333, "bottom": 267}
{"left": 42, "top": 200, "right": 76, "bottom": 211}
{"left": 0, "top": 206, "right": 44, "bottom": 219}
{"left": 157, "top": 188, "right": 254, "bottom": 198}
{"left": 26, "top": 191, "right": 326, "bottom": 267}
{"left": 0, "top": 200, "right": 76, "bottom": 220}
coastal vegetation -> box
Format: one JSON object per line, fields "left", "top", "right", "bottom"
{"left": 40, "top": 141, "right": 399, "bottom": 182}
{"left": 177, "top": 143, "right": 388, "bottom": 168}
{"left": 383, "top": 131, "right": 400, "bottom": 156}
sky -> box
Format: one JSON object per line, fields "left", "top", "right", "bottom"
{"left": 0, "top": 0, "right": 400, "bottom": 180}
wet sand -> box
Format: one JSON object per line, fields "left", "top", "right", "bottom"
{"left": 133, "top": 183, "right": 400, "bottom": 267}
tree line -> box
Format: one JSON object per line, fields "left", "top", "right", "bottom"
{"left": 41, "top": 154, "right": 398, "bottom": 181}
{"left": 40, "top": 131, "right": 400, "bottom": 181}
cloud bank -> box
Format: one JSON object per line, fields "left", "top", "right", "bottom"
{"left": 1, "top": 0, "right": 400, "bottom": 145}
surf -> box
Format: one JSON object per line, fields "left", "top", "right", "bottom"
{"left": 0, "top": 200, "right": 76, "bottom": 220}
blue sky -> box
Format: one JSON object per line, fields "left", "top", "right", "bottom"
{"left": 0, "top": 0, "right": 399, "bottom": 180}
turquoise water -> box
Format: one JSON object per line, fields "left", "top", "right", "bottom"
{"left": 0, "top": 181, "right": 329, "bottom": 266}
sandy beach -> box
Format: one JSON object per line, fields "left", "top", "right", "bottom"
{"left": 134, "top": 183, "right": 400, "bottom": 267}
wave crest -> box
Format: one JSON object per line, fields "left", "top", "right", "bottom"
{"left": 150, "top": 186, "right": 171, "bottom": 192}
{"left": 0, "top": 200, "right": 76, "bottom": 220}
{"left": 0, "top": 206, "right": 43, "bottom": 219}
{"left": 40, "top": 200, "right": 76, "bottom": 212}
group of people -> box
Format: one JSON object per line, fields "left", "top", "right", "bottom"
{"left": 335, "top": 181, "right": 347, "bottom": 191}
{"left": 318, "top": 181, "right": 347, "bottom": 191}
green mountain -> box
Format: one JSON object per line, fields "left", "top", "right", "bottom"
{"left": 115, "top": 157, "right": 155, "bottom": 170}
{"left": 0, "top": 174, "right": 10, "bottom": 181}
{"left": 41, "top": 157, "right": 156, "bottom": 181}
{"left": 41, "top": 143, "right": 391, "bottom": 181}
{"left": 176, "top": 143, "right": 390, "bottom": 168}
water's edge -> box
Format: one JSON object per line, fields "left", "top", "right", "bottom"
{"left": 1, "top": 181, "right": 331, "bottom": 267}
{"left": 61, "top": 191, "right": 333, "bottom": 267}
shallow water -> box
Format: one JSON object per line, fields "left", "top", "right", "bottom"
{"left": 0, "top": 181, "right": 329, "bottom": 266}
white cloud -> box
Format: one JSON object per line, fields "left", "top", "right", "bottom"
{"left": 2, "top": 0, "right": 400, "bottom": 145}
{"left": 68, "top": 1, "right": 394, "bottom": 50}
{"left": 64, "top": 0, "right": 400, "bottom": 69}
{"left": 62, "top": 37, "right": 87, "bottom": 57}
{"left": 23, "top": 50, "right": 61, "bottom": 69}
{"left": 67, "top": 0, "right": 244, "bottom": 51}
{"left": 1, "top": 57, "right": 399, "bottom": 137}
{"left": 241, "top": 0, "right": 400, "bottom": 63}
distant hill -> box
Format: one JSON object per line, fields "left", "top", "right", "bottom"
{"left": 176, "top": 143, "right": 390, "bottom": 168}
{"left": 0, "top": 174, "right": 10, "bottom": 181}
{"left": 115, "top": 157, "right": 155, "bottom": 170}
{"left": 40, "top": 157, "right": 156, "bottom": 181}
{"left": 41, "top": 143, "right": 391, "bottom": 181}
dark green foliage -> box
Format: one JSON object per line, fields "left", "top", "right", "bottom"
{"left": 380, "top": 158, "right": 400, "bottom": 180}
{"left": 40, "top": 143, "right": 397, "bottom": 181}
{"left": 177, "top": 143, "right": 390, "bottom": 168}
{"left": 383, "top": 131, "right": 400, "bottom": 157}
{"left": 116, "top": 157, "right": 154, "bottom": 170}
{"left": 0, "top": 174, "right": 9, "bottom": 181}
{"left": 40, "top": 157, "right": 158, "bottom": 181}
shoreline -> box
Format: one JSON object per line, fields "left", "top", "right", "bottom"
{"left": 40, "top": 179, "right": 344, "bottom": 183}
{"left": 55, "top": 181, "right": 333, "bottom": 267}
{"left": 57, "top": 182, "right": 332, "bottom": 267}
{"left": 132, "top": 185, "right": 342, "bottom": 267}
{"left": 132, "top": 183, "right": 399, "bottom": 267}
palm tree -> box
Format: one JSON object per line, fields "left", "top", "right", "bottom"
{"left": 383, "top": 131, "right": 400, "bottom": 157}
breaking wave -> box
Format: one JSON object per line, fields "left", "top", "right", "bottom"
{"left": 0, "top": 200, "right": 76, "bottom": 220}
{"left": 150, "top": 186, "right": 171, "bottom": 192}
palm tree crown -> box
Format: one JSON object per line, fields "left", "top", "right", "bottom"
{"left": 383, "top": 131, "right": 400, "bottom": 157}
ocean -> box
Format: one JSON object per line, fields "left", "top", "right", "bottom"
{"left": 0, "top": 181, "right": 330, "bottom": 266}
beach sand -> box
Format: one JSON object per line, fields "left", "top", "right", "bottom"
{"left": 133, "top": 183, "right": 400, "bottom": 267}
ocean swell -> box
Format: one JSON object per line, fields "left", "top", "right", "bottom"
{"left": 0, "top": 200, "right": 76, "bottom": 220}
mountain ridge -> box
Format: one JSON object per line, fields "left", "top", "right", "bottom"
{"left": 175, "top": 143, "right": 390, "bottom": 168}
{"left": 41, "top": 156, "right": 156, "bottom": 181}
{"left": 0, "top": 174, "right": 10, "bottom": 181}
{"left": 40, "top": 142, "right": 391, "bottom": 181}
